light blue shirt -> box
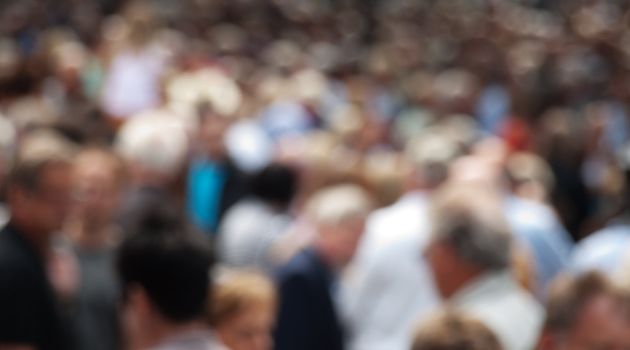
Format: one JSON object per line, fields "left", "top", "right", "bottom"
{"left": 571, "top": 221, "right": 630, "bottom": 276}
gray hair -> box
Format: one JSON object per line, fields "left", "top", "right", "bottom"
{"left": 305, "top": 184, "right": 373, "bottom": 227}
{"left": 429, "top": 185, "right": 512, "bottom": 270}
{"left": 115, "top": 109, "right": 189, "bottom": 178}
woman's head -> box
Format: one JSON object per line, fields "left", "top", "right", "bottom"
{"left": 210, "top": 270, "right": 277, "bottom": 350}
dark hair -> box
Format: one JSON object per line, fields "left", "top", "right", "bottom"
{"left": 9, "top": 131, "right": 75, "bottom": 192}
{"left": 251, "top": 163, "right": 298, "bottom": 206}
{"left": 544, "top": 271, "right": 629, "bottom": 333}
{"left": 116, "top": 204, "right": 213, "bottom": 323}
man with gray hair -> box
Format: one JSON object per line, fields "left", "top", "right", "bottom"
{"left": 274, "top": 183, "right": 373, "bottom": 350}
{"left": 424, "top": 184, "right": 543, "bottom": 350}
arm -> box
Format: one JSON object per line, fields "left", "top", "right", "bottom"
{"left": 273, "top": 274, "right": 317, "bottom": 350}
{"left": 0, "top": 264, "right": 40, "bottom": 347}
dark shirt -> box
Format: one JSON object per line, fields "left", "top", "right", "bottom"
{"left": 273, "top": 248, "right": 345, "bottom": 350}
{"left": 0, "top": 224, "right": 72, "bottom": 350}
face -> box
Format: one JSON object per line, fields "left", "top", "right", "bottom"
{"left": 423, "top": 240, "right": 460, "bottom": 299}
{"left": 546, "top": 295, "right": 630, "bottom": 350}
{"left": 200, "top": 116, "right": 229, "bottom": 159}
{"left": 19, "top": 163, "right": 73, "bottom": 235}
{"left": 323, "top": 216, "right": 366, "bottom": 267}
{"left": 72, "top": 160, "right": 120, "bottom": 224}
{"left": 216, "top": 303, "right": 276, "bottom": 350}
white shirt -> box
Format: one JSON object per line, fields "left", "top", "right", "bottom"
{"left": 218, "top": 199, "right": 291, "bottom": 271}
{"left": 451, "top": 270, "right": 544, "bottom": 350}
{"left": 340, "top": 192, "right": 439, "bottom": 350}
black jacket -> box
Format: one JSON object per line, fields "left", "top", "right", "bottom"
{"left": 0, "top": 224, "right": 73, "bottom": 350}
{"left": 273, "top": 248, "right": 345, "bottom": 350}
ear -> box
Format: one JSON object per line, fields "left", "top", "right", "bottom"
{"left": 536, "top": 331, "right": 558, "bottom": 350}
{"left": 127, "top": 285, "right": 154, "bottom": 321}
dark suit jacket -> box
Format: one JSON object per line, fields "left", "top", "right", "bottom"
{"left": 0, "top": 224, "right": 72, "bottom": 350}
{"left": 273, "top": 248, "right": 344, "bottom": 350}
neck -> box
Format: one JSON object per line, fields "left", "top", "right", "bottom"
{"left": 65, "top": 217, "right": 114, "bottom": 249}
{"left": 9, "top": 219, "right": 51, "bottom": 258}
{"left": 140, "top": 319, "right": 208, "bottom": 349}
{"left": 443, "top": 266, "right": 486, "bottom": 299}
{"left": 312, "top": 240, "right": 339, "bottom": 271}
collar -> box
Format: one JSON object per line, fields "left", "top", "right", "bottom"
{"left": 450, "top": 269, "right": 517, "bottom": 307}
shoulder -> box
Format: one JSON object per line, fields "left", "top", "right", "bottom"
{"left": 275, "top": 250, "right": 326, "bottom": 289}
{"left": 571, "top": 225, "right": 630, "bottom": 272}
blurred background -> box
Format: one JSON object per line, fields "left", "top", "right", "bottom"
{"left": 3, "top": 0, "right": 630, "bottom": 349}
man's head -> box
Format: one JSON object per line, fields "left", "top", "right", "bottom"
{"left": 71, "top": 148, "right": 126, "bottom": 227}
{"left": 8, "top": 130, "right": 75, "bottom": 242}
{"left": 539, "top": 272, "right": 630, "bottom": 350}
{"left": 412, "top": 310, "right": 502, "bottom": 350}
{"left": 424, "top": 184, "right": 512, "bottom": 298}
{"left": 404, "top": 129, "right": 459, "bottom": 191}
{"left": 116, "top": 204, "right": 213, "bottom": 346}
{"left": 305, "top": 184, "right": 373, "bottom": 268}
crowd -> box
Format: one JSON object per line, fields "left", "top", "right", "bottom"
{"left": 2, "top": 0, "right": 630, "bottom": 349}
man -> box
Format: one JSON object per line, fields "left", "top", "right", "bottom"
{"left": 187, "top": 103, "right": 249, "bottom": 234}
{"left": 63, "top": 148, "right": 126, "bottom": 350}
{"left": 116, "top": 204, "right": 224, "bottom": 350}
{"left": 424, "top": 184, "right": 544, "bottom": 350}
{"left": 538, "top": 272, "right": 630, "bottom": 350}
{"left": 115, "top": 109, "right": 189, "bottom": 231}
{"left": 0, "top": 130, "right": 76, "bottom": 350}
{"left": 570, "top": 144, "right": 630, "bottom": 278}
{"left": 274, "top": 184, "right": 373, "bottom": 350}
{"left": 340, "top": 131, "right": 455, "bottom": 350}
{"left": 411, "top": 310, "right": 502, "bottom": 350}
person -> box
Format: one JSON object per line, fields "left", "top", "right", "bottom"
{"left": 0, "top": 130, "right": 76, "bottom": 350}
{"left": 273, "top": 184, "right": 373, "bottom": 350}
{"left": 341, "top": 130, "right": 457, "bottom": 350}
{"left": 218, "top": 163, "right": 298, "bottom": 271}
{"left": 411, "top": 310, "right": 502, "bottom": 350}
{"left": 115, "top": 109, "right": 189, "bottom": 231}
{"left": 537, "top": 271, "right": 630, "bottom": 350}
{"left": 424, "top": 184, "right": 544, "bottom": 350}
{"left": 187, "top": 102, "right": 250, "bottom": 234}
{"left": 209, "top": 269, "right": 277, "bottom": 350}
{"left": 570, "top": 144, "right": 630, "bottom": 277}
{"left": 116, "top": 204, "right": 224, "bottom": 350}
{"left": 63, "top": 148, "right": 126, "bottom": 350}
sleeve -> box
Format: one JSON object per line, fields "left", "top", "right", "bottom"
{"left": 273, "top": 274, "right": 318, "bottom": 350}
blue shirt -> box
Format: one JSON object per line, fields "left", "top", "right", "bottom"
{"left": 187, "top": 159, "right": 226, "bottom": 233}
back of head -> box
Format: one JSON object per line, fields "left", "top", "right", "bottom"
{"left": 115, "top": 110, "right": 189, "bottom": 185}
{"left": 404, "top": 128, "right": 460, "bottom": 189}
{"left": 116, "top": 203, "right": 213, "bottom": 323}
{"left": 428, "top": 184, "right": 511, "bottom": 270}
{"left": 412, "top": 310, "right": 503, "bottom": 350}
{"left": 251, "top": 163, "right": 298, "bottom": 207}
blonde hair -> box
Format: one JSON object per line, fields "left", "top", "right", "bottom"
{"left": 209, "top": 270, "right": 276, "bottom": 327}
{"left": 412, "top": 310, "right": 502, "bottom": 350}
{"left": 304, "top": 183, "right": 373, "bottom": 227}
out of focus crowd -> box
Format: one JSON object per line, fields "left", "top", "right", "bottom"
{"left": 2, "top": 0, "right": 630, "bottom": 349}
